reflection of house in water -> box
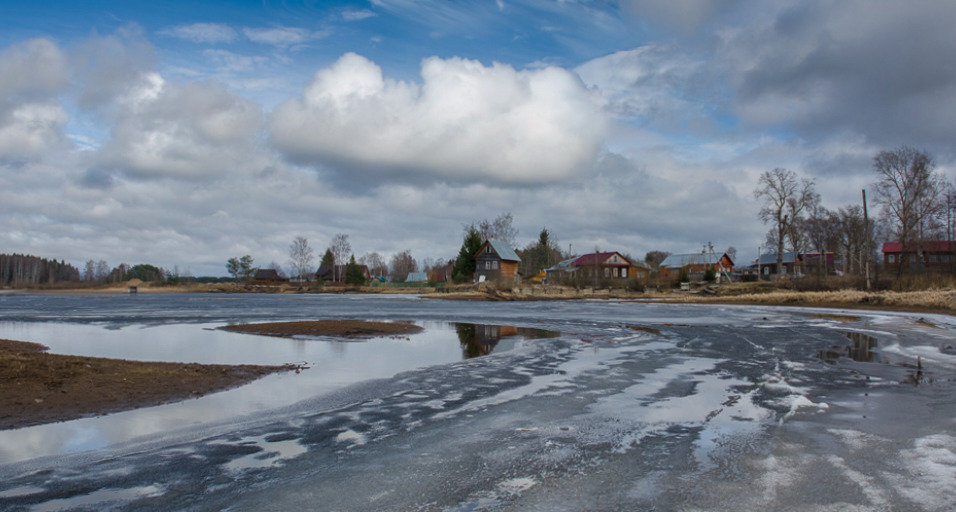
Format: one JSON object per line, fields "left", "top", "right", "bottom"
{"left": 819, "top": 332, "right": 878, "bottom": 363}
{"left": 455, "top": 323, "right": 558, "bottom": 359}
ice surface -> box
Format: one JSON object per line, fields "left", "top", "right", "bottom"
{"left": 0, "top": 294, "right": 952, "bottom": 511}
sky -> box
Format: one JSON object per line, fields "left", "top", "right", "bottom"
{"left": 1, "top": 0, "right": 955, "bottom": 276}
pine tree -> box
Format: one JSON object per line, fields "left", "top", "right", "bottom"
{"left": 452, "top": 225, "right": 483, "bottom": 283}
{"left": 345, "top": 255, "right": 366, "bottom": 285}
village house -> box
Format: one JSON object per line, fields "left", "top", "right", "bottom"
{"left": 660, "top": 252, "right": 734, "bottom": 279}
{"left": 253, "top": 268, "right": 287, "bottom": 283}
{"left": 475, "top": 240, "right": 521, "bottom": 284}
{"left": 543, "top": 257, "right": 578, "bottom": 284}
{"left": 572, "top": 252, "right": 647, "bottom": 280}
{"left": 882, "top": 241, "right": 956, "bottom": 270}
{"left": 756, "top": 252, "right": 802, "bottom": 276}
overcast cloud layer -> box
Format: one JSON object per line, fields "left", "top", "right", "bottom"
{"left": 0, "top": 0, "right": 954, "bottom": 275}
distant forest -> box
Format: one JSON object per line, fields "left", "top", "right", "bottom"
{"left": 0, "top": 253, "right": 80, "bottom": 286}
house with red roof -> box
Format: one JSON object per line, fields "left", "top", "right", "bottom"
{"left": 882, "top": 241, "right": 955, "bottom": 270}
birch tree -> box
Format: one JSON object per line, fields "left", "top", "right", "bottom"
{"left": 288, "top": 236, "right": 315, "bottom": 281}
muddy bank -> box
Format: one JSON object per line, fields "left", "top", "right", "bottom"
{"left": 0, "top": 339, "right": 296, "bottom": 430}
{"left": 220, "top": 319, "right": 424, "bottom": 339}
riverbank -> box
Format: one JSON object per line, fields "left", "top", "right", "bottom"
{"left": 11, "top": 280, "right": 954, "bottom": 315}
{"left": 0, "top": 339, "right": 299, "bottom": 430}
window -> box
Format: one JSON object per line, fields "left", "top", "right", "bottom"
{"left": 928, "top": 255, "right": 938, "bottom": 263}
{"left": 492, "top": 260, "right": 499, "bottom": 270}
{"left": 888, "top": 254, "right": 896, "bottom": 263}
{"left": 620, "top": 268, "right": 626, "bottom": 277}
{"left": 604, "top": 268, "right": 610, "bottom": 277}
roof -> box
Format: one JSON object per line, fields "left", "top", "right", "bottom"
{"left": 572, "top": 252, "right": 631, "bottom": 267}
{"left": 405, "top": 271, "right": 428, "bottom": 282}
{"left": 660, "top": 253, "right": 723, "bottom": 268}
{"left": 757, "top": 252, "right": 801, "bottom": 265}
{"left": 254, "top": 268, "right": 281, "bottom": 280}
{"left": 882, "top": 241, "right": 955, "bottom": 253}
{"left": 479, "top": 239, "right": 521, "bottom": 262}
{"left": 545, "top": 257, "right": 578, "bottom": 272}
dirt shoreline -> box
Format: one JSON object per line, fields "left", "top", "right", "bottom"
{"left": 0, "top": 339, "right": 298, "bottom": 430}
{"left": 220, "top": 319, "right": 424, "bottom": 338}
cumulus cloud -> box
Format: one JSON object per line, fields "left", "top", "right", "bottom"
{"left": 159, "top": 23, "right": 239, "bottom": 44}
{"left": 94, "top": 78, "right": 264, "bottom": 181}
{"left": 270, "top": 53, "right": 608, "bottom": 183}
{"left": 72, "top": 26, "right": 157, "bottom": 111}
{"left": 0, "top": 39, "right": 70, "bottom": 162}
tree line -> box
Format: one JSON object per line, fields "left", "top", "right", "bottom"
{"left": 0, "top": 254, "right": 80, "bottom": 287}
{"left": 754, "top": 144, "right": 954, "bottom": 278}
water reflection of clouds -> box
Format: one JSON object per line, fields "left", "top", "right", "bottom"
{"left": 0, "top": 321, "right": 548, "bottom": 464}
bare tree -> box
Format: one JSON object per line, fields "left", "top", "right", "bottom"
{"left": 330, "top": 233, "right": 351, "bottom": 282}
{"left": 644, "top": 251, "right": 670, "bottom": 269}
{"left": 389, "top": 250, "right": 417, "bottom": 282}
{"left": 359, "top": 252, "right": 388, "bottom": 278}
{"left": 725, "top": 246, "right": 737, "bottom": 262}
{"left": 288, "top": 236, "right": 315, "bottom": 281}
{"left": 754, "top": 168, "right": 819, "bottom": 278}
{"left": 873, "top": 146, "right": 946, "bottom": 272}
{"left": 477, "top": 213, "right": 518, "bottom": 246}
{"left": 84, "top": 260, "right": 96, "bottom": 281}
{"left": 94, "top": 260, "right": 110, "bottom": 281}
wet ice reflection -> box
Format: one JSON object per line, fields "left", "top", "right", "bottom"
{"left": 0, "top": 320, "right": 557, "bottom": 463}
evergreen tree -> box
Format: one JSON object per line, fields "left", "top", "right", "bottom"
{"left": 345, "top": 255, "right": 366, "bottom": 285}
{"left": 452, "top": 225, "right": 483, "bottom": 283}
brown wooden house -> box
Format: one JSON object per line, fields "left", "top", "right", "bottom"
{"left": 475, "top": 240, "right": 521, "bottom": 284}
{"left": 571, "top": 252, "right": 647, "bottom": 280}
{"left": 254, "top": 268, "right": 288, "bottom": 283}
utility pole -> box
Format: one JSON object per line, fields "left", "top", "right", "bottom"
{"left": 862, "top": 189, "right": 871, "bottom": 290}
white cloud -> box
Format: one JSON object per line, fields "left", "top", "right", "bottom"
{"left": 242, "top": 26, "right": 326, "bottom": 46}
{"left": 94, "top": 80, "right": 264, "bottom": 180}
{"left": 270, "top": 53, "right": 608, "bottom": 183}
{"left": 341, "top": 9, "right": 377, "bottom": 21}
{"left": 159, "top": 23, "right": 239, "bottom": 44}
{"left": 203, "top": 49, "right": 269, "bottom": 72}
{"left": 0, "top": 104, "right": 69, "bottom": 162}
{"left": 0, "top": 38, "right": 70, "bottom": 162}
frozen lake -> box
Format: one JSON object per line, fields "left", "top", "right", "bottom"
{"left": 0, "top": 293, "right": 953, "bottom": 511}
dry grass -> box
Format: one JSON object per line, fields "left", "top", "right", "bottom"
{"left": 675, "top": 288, "right": 955, "bottom": 313}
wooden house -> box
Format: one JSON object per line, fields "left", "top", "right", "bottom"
{"left": 882, "top": 241, "right": 956, "bottom": 270}
{"left": 660, "top": 252, "right": 734, "bottom": 279}
{"left": 757, "top": 252, "right": 801, "bottom": 276}
{"left": 254, "top": 268, "right": 288, "bottom": 283}
{"left": 475, "top": 240, "right": 521, "bottom": 284}
{"left": 572, "top": 252, "right": 647, "bottom": 280}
